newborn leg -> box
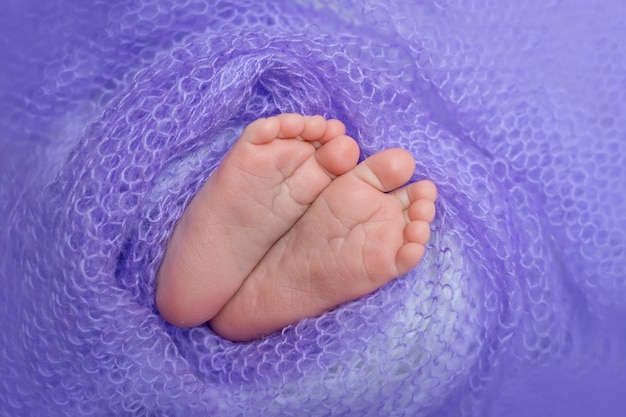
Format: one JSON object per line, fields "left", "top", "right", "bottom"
{"left": 156, "top": 114, "right": 360, "bottom": 327}
{"left": 211, "top": 148, "right": 438, "bottom": 341}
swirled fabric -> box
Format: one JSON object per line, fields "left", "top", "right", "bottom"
{"left": 1, "top": 0, "right": 625, "bottom": 416}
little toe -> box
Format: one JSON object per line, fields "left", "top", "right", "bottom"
{"left": 396, "top": 243, "right": 425, "bottom": 276}
{"left": 316, "top": 134, "right": 360, "bottom": 176}
{"left": 404, "top": 220, "right": 431, "bottom": 245}
{"left": 350, "top": 148, "right": 416, "bottom": 192}
{"left": 408, "top": 199, "right": 436, "bottom": 222}
{"left": 241, "top": 117, "right": 281, "bottom": 144}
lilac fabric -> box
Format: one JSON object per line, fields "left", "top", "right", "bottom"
{"left": 1, "top": 0, "right": 625, "bottom": 416}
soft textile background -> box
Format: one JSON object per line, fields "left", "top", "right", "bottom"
{"left": 1, "top": 0, "right": 624, "bottom": 416}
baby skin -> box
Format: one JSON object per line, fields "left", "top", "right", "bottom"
{"left": 156, "top": 114, "right": 437, "bottom": 341}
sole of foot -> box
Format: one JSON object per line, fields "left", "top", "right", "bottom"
{"left": 210, "top": 148, "right": 438, "bottom": 341}
{"left": 156, "top": 114, "right": 360, "bottom": 327}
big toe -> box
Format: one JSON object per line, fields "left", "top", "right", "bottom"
{"left": 351, "top": 148, "right": 416, "bottom": 192}
{"left": 315, "top": 133, "right": 360, "bottom": 176}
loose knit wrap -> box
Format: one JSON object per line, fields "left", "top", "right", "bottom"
{"left": 1, "top": 1, "right": 625, "bottom": 416}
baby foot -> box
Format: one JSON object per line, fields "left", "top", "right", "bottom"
{"left": 210, "top": 149, "right": 438, "bottom": 341}
{"left": 156, "top": 114, "right": 360, "bottom": 327}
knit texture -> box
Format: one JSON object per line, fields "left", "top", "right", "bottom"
{"left": 1, "top": 0, "right": 625, "bottom": 416}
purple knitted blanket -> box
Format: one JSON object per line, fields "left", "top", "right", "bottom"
{"left": 1, "top": 0, "right": 625, "bottom": 416}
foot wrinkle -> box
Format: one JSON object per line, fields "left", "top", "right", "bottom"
{"left": 158, "top": 114, "right": 435, "bottom": 341}
{"left": 157, "top": 115, "right": 360, "bottom": 329}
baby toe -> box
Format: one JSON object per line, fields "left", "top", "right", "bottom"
{"left": 241, "top": 117, "right": 281, "bottom": 144}
{"left": 395, "top": 243, "right": 425, "bottom": 276}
